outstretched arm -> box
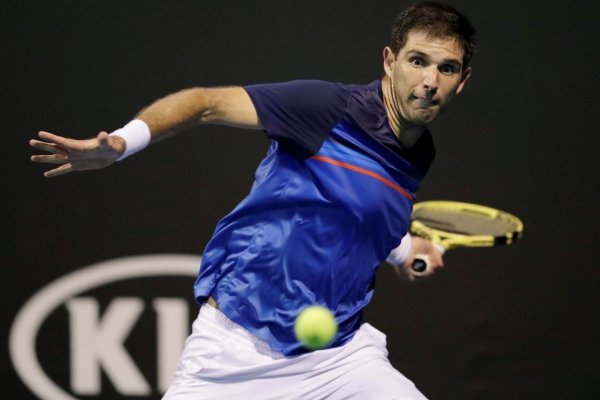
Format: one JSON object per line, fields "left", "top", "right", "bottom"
{"left": 30, "top": 87, "right": 261, "bottom": 177}
{"left": 136, "top": 86, "right": 262, "bottom": 137}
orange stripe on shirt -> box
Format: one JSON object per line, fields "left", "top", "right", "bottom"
{"left": 311, "top": 155, "right": 414, "bottom": 201}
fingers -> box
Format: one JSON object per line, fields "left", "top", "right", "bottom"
{"left": 44, "top": 163, "right": 74, "bottom": 178}
{"left": 36, "top": 131, "right": 69, "bottom": 148}
{"left": 36, "top": 131, "right": 88, "bottom": 152}
{"left": 417, "top": 252, "right": 443, "bottom": 274}
{"left": 428, "top": 243, "right": 445, "bottom": 269}
{"left": 29, "top": 138, "right": 69, "bottom": 155}
{"left": 31, "top": 154, "right": 69, "bottom": 164}
{"left": 30, "top": 151, "right": 73, "bottom": 177}
{"left": 31, "top": 130, "right": 119, "bottom": 178}
{"left": 30, "top": 135, "right": 70, "bottom": 164}
{"left": 30, "top": 131, "right": 76, "bottom": 177}
{"left": 431, "top": 251, "right": 444, "bottom": 268}
{"left": 37, "top": 130, "right": 70, "bottom": 145}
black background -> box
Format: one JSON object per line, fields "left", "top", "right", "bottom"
{"left": 3, "top": 0, "right": 599, "bottom": 398}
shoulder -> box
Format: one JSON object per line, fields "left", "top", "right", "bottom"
{"left": 243, "top": 80, "right": 362, "bottom": 156}
{"left": 244, "top": 80, "right": 351, "bottom": 109}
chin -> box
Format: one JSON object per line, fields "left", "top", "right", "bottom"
{"left": 412, "top": 111, "right": 438, "bottom": 126}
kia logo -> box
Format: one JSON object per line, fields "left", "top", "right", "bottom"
{"left": 9, "top": 254, "right": 200, "bottom": 400}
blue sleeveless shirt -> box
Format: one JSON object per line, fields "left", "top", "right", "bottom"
{"left": 194, "top": 80, "right": 434, "bottom": 355}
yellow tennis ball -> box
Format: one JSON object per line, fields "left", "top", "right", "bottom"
{"left": 294, "top": 305, "right": 338, "bottom": 350}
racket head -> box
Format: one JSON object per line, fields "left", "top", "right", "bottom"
{"left": 409, "top": 201, "right": 523, "bottom": 250}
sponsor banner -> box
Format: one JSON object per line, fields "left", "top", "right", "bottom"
{"left": 10, "top": 254, "right": 201, "bottom": 400}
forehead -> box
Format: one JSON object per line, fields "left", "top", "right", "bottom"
{"left": 400, "top": 30, "right": 464, "bottom": 61}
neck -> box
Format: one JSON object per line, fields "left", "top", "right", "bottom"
{"left": 381, "top": 76, "right": 426, "bottom": 149}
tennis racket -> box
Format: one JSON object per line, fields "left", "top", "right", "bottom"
{"left": 409, "top": 201, "right": 524, "bottom": 274}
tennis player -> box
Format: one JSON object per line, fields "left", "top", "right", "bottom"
{"left": 30, "top": 2, "right": 475, "bottom": 398}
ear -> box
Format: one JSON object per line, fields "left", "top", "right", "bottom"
{"left": 383, "top": 46, "right": 396, "bottom": 78}
{"left": 455, "top": 66, "right": 472, "bottom": 95}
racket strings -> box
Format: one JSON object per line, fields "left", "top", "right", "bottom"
{"left": 410, "top": 201, "right": 524, "bottom": 249}
{"left": 412, "top": 211, "right": 520, "bottom": 236}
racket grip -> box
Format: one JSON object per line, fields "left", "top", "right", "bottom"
{"left": 411, "top": 244, "right": 445, "bottom": 274}
{"left": 411, "top": 256, "right": 430, "bottom": 274}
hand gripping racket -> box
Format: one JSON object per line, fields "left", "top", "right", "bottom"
{"left": 409, "top": 201, "right": 524, "bottom": 274}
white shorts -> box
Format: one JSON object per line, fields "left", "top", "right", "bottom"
{"left": 163, "top": 304, "right": 427, "bottom": 400}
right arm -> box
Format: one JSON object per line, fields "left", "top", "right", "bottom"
{"left": 30, "top": 87, "right": 261, "bottom": 177}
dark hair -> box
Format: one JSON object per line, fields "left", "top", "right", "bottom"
{"left": 390, "top": 2, "right": 476, "bottom": 67}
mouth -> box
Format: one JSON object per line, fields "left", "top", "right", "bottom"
{"left": 412, "top": 95, "right": 439, "bottom": 107}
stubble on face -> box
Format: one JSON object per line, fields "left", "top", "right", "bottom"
{"left": 383, "top": 30, "right": 469, "bottom": 142}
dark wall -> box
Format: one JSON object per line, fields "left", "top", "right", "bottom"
{"left": 3, "top": 1, "right": 599, "bottom": 399}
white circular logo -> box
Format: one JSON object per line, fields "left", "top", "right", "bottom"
{"left": 9, "top": 254, "right": 200, "bottom": 400}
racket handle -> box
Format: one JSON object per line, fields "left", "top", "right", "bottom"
{"left": 411, "top": 244, "right": 445, "bottom": 275}
{"left": 411, "top": 256, "right": 430, "bottom": 274}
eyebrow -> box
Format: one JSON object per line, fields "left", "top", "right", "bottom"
{"left": 405, "top": 50, "right": 462, "bottom": 67}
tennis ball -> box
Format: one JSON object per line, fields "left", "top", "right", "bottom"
{"left": 294, "top": 305, "right": 338, "bottom": 350}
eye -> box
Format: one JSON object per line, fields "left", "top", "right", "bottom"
{"left": 440, "top": 64, "right": 458, "bottom": 75}
{"left": 410, "top": 57, "right": 424, "bottom": 67}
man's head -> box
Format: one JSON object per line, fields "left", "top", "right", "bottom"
{"left": 390, "top": 2, "right": 476, "bottom": 68}
{"left": 382, "top": 2, "right": 476, "bottom": 128}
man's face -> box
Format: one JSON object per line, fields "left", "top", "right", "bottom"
{"left": 383, "top": 30, "right": 471, "bottom": 126}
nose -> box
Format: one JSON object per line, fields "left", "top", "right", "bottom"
{"left": 423, "top": 68, "right": 439, "bottom": 93}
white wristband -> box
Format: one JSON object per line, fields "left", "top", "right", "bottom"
{"left": 109, "top": 119, "right": 151, "bottom": 161}
{"left": 386, "top": 233, "right": 412, "bottom": 266}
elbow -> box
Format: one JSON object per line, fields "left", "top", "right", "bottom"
{"left": 185, "top": 87, "right": 218, "bottom": 124}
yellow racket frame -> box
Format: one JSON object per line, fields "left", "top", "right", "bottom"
{"left": 409, "top": 200, "right": 524, "bottom": 250}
